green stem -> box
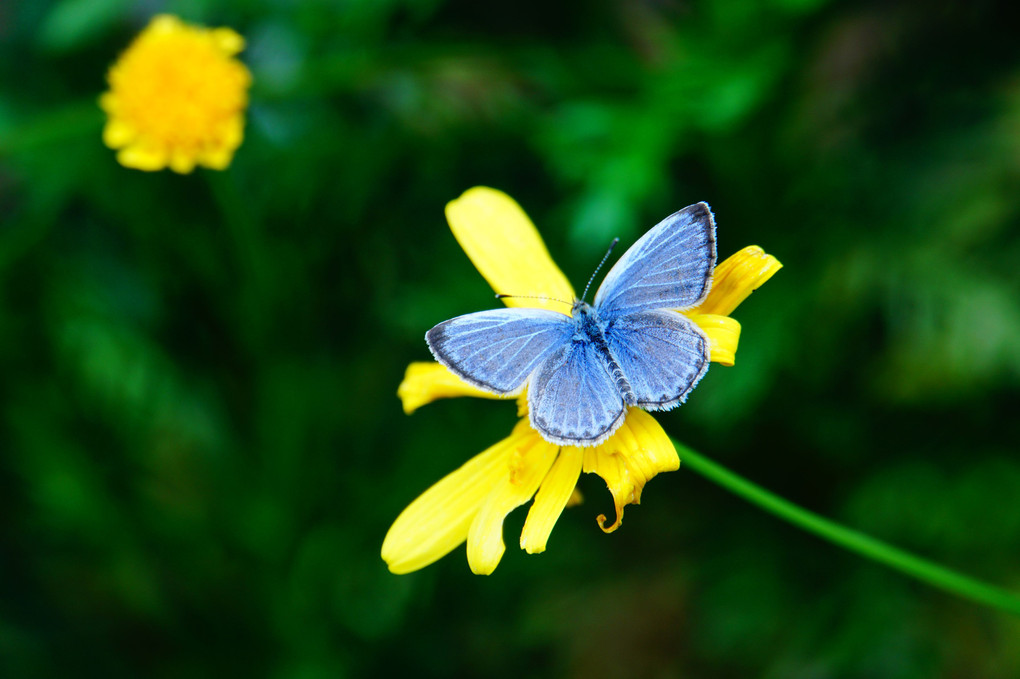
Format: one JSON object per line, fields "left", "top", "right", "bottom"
{"left": 673, "top": 439, "right": 1020, "bottom": 616}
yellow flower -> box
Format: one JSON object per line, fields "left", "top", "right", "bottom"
{"left": 383, "top": 187, "right": 782, "bottom": 575}
{"left": 100, "top": 15, "right": 252, "bottom": 173}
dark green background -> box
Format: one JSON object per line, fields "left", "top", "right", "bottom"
{"left": 2, "top": 0, "right": 1019, "bottom": 676}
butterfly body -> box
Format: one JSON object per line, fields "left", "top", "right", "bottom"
{"left": 569, "top": 301, "right": 637, "bottom": 407}
{"left": 427, "top": 202, "right": 717, "bottom": 446}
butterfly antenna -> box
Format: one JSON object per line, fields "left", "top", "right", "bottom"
{"left": 581, "top": 238, "right": 620, "bottom": 302}
{"left": 495, "top": 293, "right": 572, "bottom": 308}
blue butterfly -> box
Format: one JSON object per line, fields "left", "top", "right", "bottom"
{"left": 426, "top": 202, "right": 717, "bottom": 446}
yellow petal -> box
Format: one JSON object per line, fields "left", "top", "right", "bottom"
{"left": 211, "top": 27, "right": 246, "bottom": 55}
{"left": 695, "top": 246, "right": 782, "bottom": 316}
{"left": 169, "top": 149, "right": 197, "bottom": 174}
{"left": 582, "top": 409, "right": 678, "bottom": 533}
{"left": 199, "top": 145, "right": 235, "bottom": 171}
{"left": 117, "top": 143, "right": 168, "bottom": 171}
{"left": 99, "top": 92, "right": 118, "bottom": 114}
{"left": 520, "top": 446, "right": 583, "bottom": 554}
{"left": 515, "top": 393, "right": 529, "bottom": 417}
{"left": 220, "top": 116, "right": 246, "bottom": 150}
{"left": 445, "top": 187, "right": 575, "bottom": 313}
{"left": 149, "top": 14, "right": 182, "bottom": 34}
{"left": 689, "top": 314, "right": 741, "bottom": 367}
{"left": 381, "top": 430, "right": 520, "bottom": 574}
{"left": 467, "top": 422, "right": 559, "bottom": 574}
{"left": 102, "top": 119, "right": 135, "bottom": 149}
{"left": 397, "top": 362, "right": 506, "bottom": 414}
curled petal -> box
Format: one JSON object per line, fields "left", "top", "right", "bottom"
{"left": 467, "top": 422, "right": 559, "bottom": 574}
{"left": 397, "top": 362, "right": 505, "bottom": 414}
{"left": 582, "top": 409, "right": 678, "bottom": 533}
{"left": 446, "top": 187, "right": 575, "bottom": 313}
{"left": 696, "top": 246, "right": 782, "bottom": 317}
{"left": 520, "top": 446, "right": 583, "bottom": 554}
{"left": 381, "top": 428, "right": 522, "bottom": 574}
{"left": 689, "top": 314, "right": 741, "bottom": 367}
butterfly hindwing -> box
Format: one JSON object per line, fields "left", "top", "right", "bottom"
{"left": 528, "top": 339, "right": 627, "bottom": 446}
{"left": 426, "top": 308, "right": 573, "bottom": 395}
{"left": 605, "top": 310, "right": 709, "bottom": 409}
{"left": 593, "top": 202, "right": 717, "bottom": 318}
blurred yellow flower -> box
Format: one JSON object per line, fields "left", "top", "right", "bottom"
{"left": 100, "top": 15, "right": 252, "bottom": 173}
{"left": 383, "top": 187, "right": 782, "bottom": 575}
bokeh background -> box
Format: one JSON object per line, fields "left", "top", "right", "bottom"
{"left": 2, "top": 0, "right": 1020, "bottom": 676}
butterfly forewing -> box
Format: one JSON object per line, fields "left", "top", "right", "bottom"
{"left": 528, "top": 340, "right": 627, "bottom": 446}
{"left": 426, "top": 308, "right": 573, "bottom": 394}
{"left": 593, "top": 202, "right": 716, "bottom": 318}
{"left": 605, "top": 310, "right": 709, "bottom": 409}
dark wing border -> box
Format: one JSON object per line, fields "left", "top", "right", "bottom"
{"left": 594, "top": 202, "right": 717, "bottom": 318}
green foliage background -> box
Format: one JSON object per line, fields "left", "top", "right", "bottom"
{"left": 2, "top": 0, "right": 1020, "bottom": 676}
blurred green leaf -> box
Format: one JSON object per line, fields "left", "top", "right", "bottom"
{"left": 2, "top": 0, "right": 1019, "bottom": 676}
{"left": 37, "top": 0, "right": 128, "bottom": 52}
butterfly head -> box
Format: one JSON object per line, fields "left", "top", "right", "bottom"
{"left": 571, "top": 299, "right": 591, "bottom": 314}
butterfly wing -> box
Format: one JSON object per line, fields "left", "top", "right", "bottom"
{"left": 528, "top": 340, "right": 626, "bottom": 446}
{"left": 426, "top": 308, "right": 573, "bottom": 395}
{"left": 605, "top": 310, "right": 709, "bottom": 409}
{"left": 593, "top": 202, "right": 716, "bottom": 318}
